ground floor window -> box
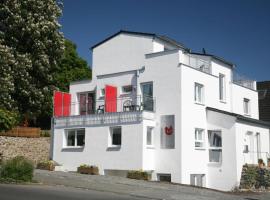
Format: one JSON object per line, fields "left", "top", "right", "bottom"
{"left": 157, "top": 174, "right": 171, "bottom": 182}
{"left": 109, "top": 126, "right": 122, "bottom": 147}
{"left": 65, "top": 129, "right": 85, "bottom": 147}
{"left": 146, "top": 126, "right": 154, "bottom": 146}
{"left": 208, "top": 130, "right": 222, "bottom": 163}
{"left": 190, "top": 174, "right": 205, "bottom": 187}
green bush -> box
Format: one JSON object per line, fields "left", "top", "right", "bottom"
{"left": 77, "top": 164, "right": 99, "bottom": 175}
{"left": 0, "top": 108, "right": 19, "bottom": 132}
{"left": 127, "top": 170, "right": 150, "bottom": 181}
{"left": 40, "top": 130, "right": 51, "bottom": 137}
{"left": 241, "top": 164, "right": 270, "bottom": 189}
{"left": 0, "top": 156, "right": 34, "bottom": 182}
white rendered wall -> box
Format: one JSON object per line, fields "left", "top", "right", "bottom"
{"left": 139, "top": 50, "right": 182, "bottom": 183}
{"left": 206, "top": 110, "right": 238, "bottom": 191}
{"left": 93, "top": 33, "right": 153, "bottom": 77}
{"left": 231, "top": 84, "right": 259, "bottom": 119}
{"left": 235, "top": 122, "right": 270, "bottom": 186}
{"left": 53, "top": 122, "right": 144, "bottom": 172}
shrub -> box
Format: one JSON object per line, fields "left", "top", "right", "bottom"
{"left": 0, "top": 156, "right": 34, "bottom": 182}
{"left": 40, "top": 130, "right": 50, "bottom": 137}
{"left": 127, "top": 170, "right": 150, "bottom": 181}
{"left": 0, "top": 108, "right": 19, "bottom": 132}
{"left": 36, "top": 160, "right": 55, "bottom": 171}
{"left": 77, "top": 164, "right": 99, "bottom": 175}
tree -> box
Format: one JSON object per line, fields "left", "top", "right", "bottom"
{"left": 55, "top": 39, "right": 92, "bottom": 92}
{"left": 0, "top": 0, "right": 65, "bottom": 126}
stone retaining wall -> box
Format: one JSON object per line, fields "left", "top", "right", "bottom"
{"left": 0, "top": 136, "right": 50, "bottom": 166}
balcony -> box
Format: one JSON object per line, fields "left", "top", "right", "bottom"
{"left": 186, "top": 54, "right": 211, "bottom": 74}
{"left": 53, "top": 95, "right": 155, "bottom": 128}
{"left": 233, "top": 73, "right": 256, "bottom": 90}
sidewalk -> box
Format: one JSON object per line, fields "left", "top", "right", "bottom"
{"left": 33, "top": 170, "right": 268, "bottom": 200}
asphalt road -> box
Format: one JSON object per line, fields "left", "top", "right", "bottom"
{"left": 0, "top": 184, "right": 152, "bottom": 200}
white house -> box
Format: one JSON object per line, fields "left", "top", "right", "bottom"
{"left": 51, "top": 30, "right": 270, "bottom": 191}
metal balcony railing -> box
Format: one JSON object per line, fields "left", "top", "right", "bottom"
{"left": 187, "top": 55, "right": 211, "bottom": 74}
{"left": 59, "top": 95, "right": 155, "bottom": 117}
{"left": 233, "top": 73, "right": 256, "bottom": 90}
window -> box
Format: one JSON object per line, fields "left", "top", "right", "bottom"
{"left": 122, "top": 85, "right": 133, "bottom": 94}
{"left": 146, "top": 127, "right": 154, "bottom": 146}
{"left": 258, "top": 90, "right": 267, "bottom": 100}
{"left": 100, "top": 88, "right": 105, "bottom": 97}
{"left": 208, "top": 130, "right": 222, "bottom": 163}
{"left": 194, "top": 83, "right": 204, "bottom": 104}
{"left": 78, "top": 92, "right": 95, "bottom": 115}
{"left": 65, "top": 129, "right": 85, "bottom": 147}
{"left": 243, "top": 98, "right": 250, "bottom": 115}
{"left": 195, "top": 128, "right": 204, "bottom": 149}
{"left": 190, "top": 174, "right": 205, "bottom": 187}
{"left": 157, "top": 174, "right": 171, "bottom": 182}
{"left": 219, "top": 74, "right": 226, "bottom": 101}
{"left": 110, "top": 126, "right": 121, "bottom": 146}
{"left": 141, "top": 82, "right": 154, "bottom": 111}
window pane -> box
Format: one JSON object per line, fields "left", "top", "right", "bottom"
{"left": 209, "top": 149, "right": 222, "bottom": 162}
{"left": 77, "top": 129, "right": 85, "bottom": 146}
{"left": 67, "top": 130, "right": 75, "bottom": 146}
{"left": 112, "top": 127, "right": 121, "bottom": 145}
{"left": 195, "top": 142, "right": 203, "bottom": 148}
{"left": 208, "top": 131, "right": 222, "bottom": 147}
{"left": 147, "top": 127, "right": 153, "bottom": 145}
{"left": 141, "top": 83, "right": 153, "bottom": 111}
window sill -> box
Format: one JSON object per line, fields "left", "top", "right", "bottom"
{"left": 195, "top": 148, "right": 206, "bottom": 150}
{"left": 244, "top": 114, "right": 251, "bottom": 117}
{"left": 107, "top": 146, "right": 121, "bottom": 151}
{"left": 194, "top": 102, "right": 205, "bottom": 106}
{"left": 62, "top": 146, "right": 84, "bottom": 150}
{"left": 219, "top": 100, "right": 226, "bottom": 104}
{"left": 146, "top": 145, "right": 155, "bottom": 149}
{"left": 208, "top": 162, "right": 222, "bottom": 167}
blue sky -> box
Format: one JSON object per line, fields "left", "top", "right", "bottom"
{"left": 60, "top": 0, "right": 270, "bottom": 81}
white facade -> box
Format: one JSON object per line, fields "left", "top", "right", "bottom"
{"left": 51, "top": 30, "right": 270, "bottom": 191}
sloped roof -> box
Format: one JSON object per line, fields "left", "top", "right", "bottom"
{"left": 91, "top": 30, "right": 189, "bottom": 50}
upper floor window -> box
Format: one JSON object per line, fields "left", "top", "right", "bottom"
{"left": 195, "top": 128, "right": 205, "bottom": 149}
{"left": 100, "top": 88, "right": 105, "bottom": 97}
{"left": 141, "top": 82, "right": 154, "bottom": 111}
{"left": 121, "top": 85, "right": 133, "bottom": 94}
{"left": 208, "top": 130, "right": 222, "bottom": 163}
{"left": 219, "top": 74, "right": 226, "bottom": 101}
{"left": 65, "top": 129, "right": 85, "bottom": 147}
{"left": 194, "top": 83, "right": 204, "bottom": 104}
{"left": 243, "top": 98, "right": 250, "bottom": 115}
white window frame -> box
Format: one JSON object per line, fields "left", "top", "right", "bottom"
{"left": 194, "top": 83, "right": 204, "bottom": 104}
{"left": 208, "top": 130, "right": 222, "bottom": 163}
{"left": 146, "top": 126, "right": 154, "bottom": 147}
{"left": 100, "top": 88, "right": 105, "bottom": 98}
{"left": 64, "top": 129, "right": 85, "bottom": 148}
{"left": 243, "top": 98, "right": 250, "bottom": 115}
{"left": 109, "top": 126, "right": 122, "bottom": 147}
{"left": 219, "top": 73, "right": 226, "bottom": 102}
{"left": 121, "top": 85, "right": 133, "bottom": 94}
{"left": 195, "top": 128, "right": 205, "bottom": 149}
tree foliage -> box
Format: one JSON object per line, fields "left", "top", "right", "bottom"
{"left": 55, "top": 39, "right": 92, "bottom": 92}
{"left": 0, "top": 0, "right": 65, "bottom": 126}
{"left": 0, "top": 0, "right": 91, "bottom": 129}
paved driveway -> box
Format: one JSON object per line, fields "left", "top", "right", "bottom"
{"left": 33, "top": 170, "right": 270, "bottom": 200}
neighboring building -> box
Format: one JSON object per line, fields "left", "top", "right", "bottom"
{"left": 257, "top": 81, "right": 270, "bottom": 122}
{"left": 51, "top": 30, "right": 270, "bottom": 191}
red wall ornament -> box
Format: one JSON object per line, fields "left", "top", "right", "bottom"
{"left": 165, "top": 126, "right": 173, "bottom": 135}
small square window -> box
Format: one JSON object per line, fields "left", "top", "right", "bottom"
{"left": 100, "top": 88, "right": 105, "bottom": 97}
{"left": 195, "top": 128, "right": 204, "bottom": 149}
{"left": 243, "top": 98, "right": 250, "bottom": 115}
{"left": 110, "top": 127, "right": 122, "bottom": 146}
{"left": 194, "top": 83, "right": 204, "bottom": 104}
{"left": 122, "top": 85, "right": 133, "bottom": 94}
{"left": 146, "top": 127, "right": 154, "bottom": 146}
